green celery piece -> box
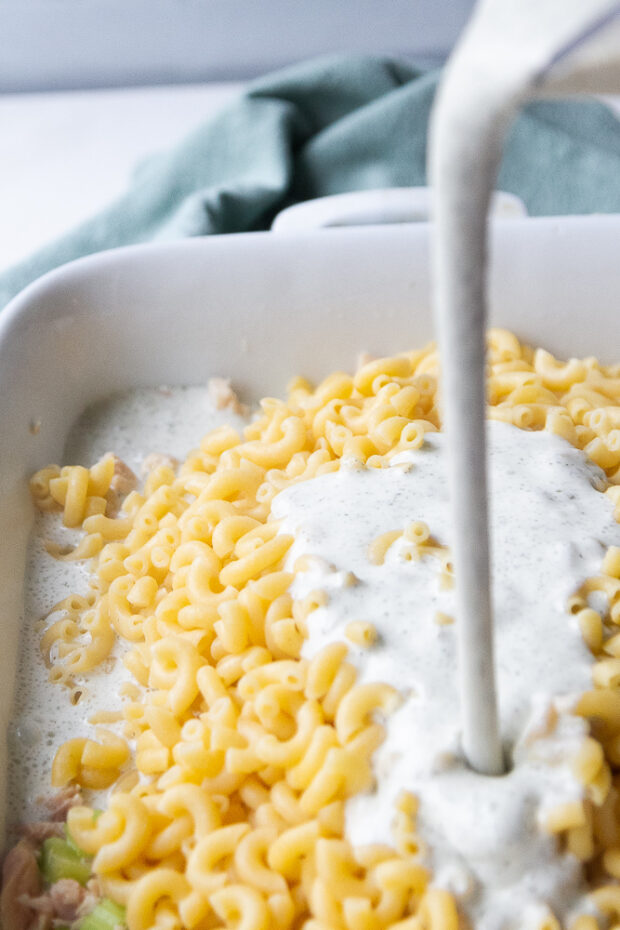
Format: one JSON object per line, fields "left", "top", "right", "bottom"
{"left": 79, "top": 898, "right": 127, "bottom": 930}
{"left": 64, "top": 824, "right": 89, "bottom": 859}
{"left": 39, "top": 837, "right": 92, "bottom": 886}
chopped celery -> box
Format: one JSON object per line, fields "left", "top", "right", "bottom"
{"left": 79, "top": 898, "right": 126, "bottom": 930}
{"left": 39, "top": 837, "right": 92, "bottom": 886}
{"left": 64, "top": 824, "right": 88, "bottom": 858}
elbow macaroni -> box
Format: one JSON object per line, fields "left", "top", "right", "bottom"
{"left": 30, "top": 331, "right": 620, "bottom": 930}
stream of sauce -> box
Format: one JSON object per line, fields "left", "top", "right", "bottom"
{"left": 429, "top": 0, "right": 620, "bottom": 775}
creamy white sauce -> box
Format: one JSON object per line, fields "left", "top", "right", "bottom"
{"left": 273, "top": 421, "right": 620, "bottom": 929}
{"left": 7, "top": 386, "right": 247, "bottom": 823}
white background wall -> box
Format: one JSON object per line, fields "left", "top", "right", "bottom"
{"left": 0, "top": 0, "right": 476, "bottom": 270}
{"left": 0, "top": 0, "right": 474, "bottom": 92}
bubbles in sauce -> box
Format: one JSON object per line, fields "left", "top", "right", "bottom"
{"left": 7, "top": 386, "right": 247, "bottom": 822}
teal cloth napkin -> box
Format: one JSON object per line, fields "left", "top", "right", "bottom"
{"left": 3, "top": 53, "right": 620, "bottom": 309}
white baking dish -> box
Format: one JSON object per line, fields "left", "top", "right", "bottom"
{"left": 1, "top": 215, "right": 620, "bottom": 836}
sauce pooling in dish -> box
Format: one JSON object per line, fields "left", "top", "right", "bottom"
{"left": 275, "top": 421, "right": 620, "bottom": 929}
{"left": 9, "top": 385, "right": 247, "bottom": 821}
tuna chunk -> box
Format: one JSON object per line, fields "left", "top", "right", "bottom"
{"left": 106, "top": 457, "right": 138, "bottom": 517}
{"left": 41, "top": 786, "right": 82, "bottom": 822}
{"left": 1, "top": 840, "right": 42, "bottom": 930}
{"left": 49, "top": 879, "right": 85, "bottom": 922}
{"left": 76, "top": 878, "right": 102, "bottom": 920}
{"left": 207, "top": 377, "right": 248, "bottom": 415}
{"left": 19, "top": 824, "right": 63, "bottom": 844}
{"left": 141, "top": 453, "right": 180, "bottom": 476}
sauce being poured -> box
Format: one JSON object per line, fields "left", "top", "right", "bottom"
{"left": 274, "top": 422, "right": 620, "bottom": 928}
{"left": 429, "top": 0, "right": 620, "bottom": 774}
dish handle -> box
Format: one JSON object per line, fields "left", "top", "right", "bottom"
{"left": 271, "top": 187, "right": 527, "bottom": 232}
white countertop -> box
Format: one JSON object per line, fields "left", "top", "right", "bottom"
{"left": 0, "top": 82, "right": 242, "bottom": 274}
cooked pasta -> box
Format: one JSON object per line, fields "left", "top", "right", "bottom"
{"left": 12, "top": 330, "right": 620, "bottom": 930}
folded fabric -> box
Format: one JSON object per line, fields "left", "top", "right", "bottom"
{"left": 3, "top": 53, "right": 620, "bottom": 310}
